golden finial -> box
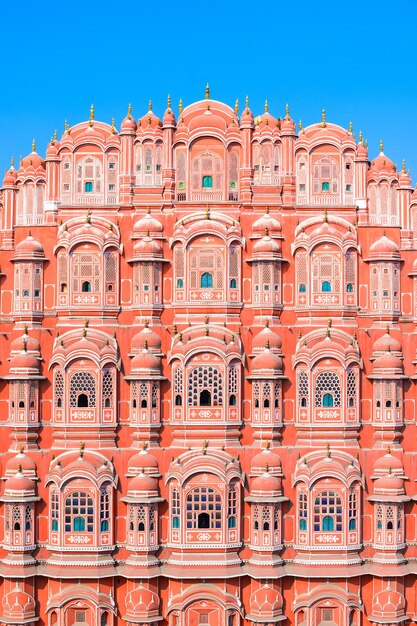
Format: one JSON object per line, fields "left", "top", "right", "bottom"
{"left": 23, "top": 324, "right": 28, "bottom": 334}
{"left": 326, "top": 442, "right": 331, "bottom": 458}
{"left": 266, "top": 339, "right": 270, "bottom": 350}
{"left": 359, "top": 130, "right": 363, "bottom": 143}
{"left": 285, "top": 103, "right": 290, "bottom": 119}
{"left": 205, "top": 205, "right": 210, "bottom": 220}
{"left": 205, "top": 83, "right": 210, "bottom": 99}
{"left": 148, "top": 100, "right": 153, "bottom": 111}
{"left": 234, "top": 98, "right": 239, "bottom": 114}
{"left": 144, "top": 340, "right": 148, "bottom": 350}
{"left": 127, "top": 103, "right": 132, "bottom": 118}
{"left": 53, "top": 129, "right": 58, "bottom": 141}
{"left": 265, "top": 318, "right": 269, "bottom": 328}
{"left": 79, "top": 441, "right": 84, "bottom": 458}
{"left": 348, "top": 121, "right": 353, "bottom": 134}
{"left": 205, "top": 315, "right": 209, "bottom": 325}
{"left": 265, "top": 226, "right": 269, "bottom": 237}
{"left": 65, "top": 119, "right": 69, "bottom": 132}
{"left": 205, "top": 326, "right": 209, "bottom": 337}
{"left": 83, "top": 318, "right": 89, "bottom": 329}
{"left": 321, "top": 108, "right": 326, "bottom": 127}
{"left": 178, "top": 332, "right": 183, "bottom": 342}
{"left": 17, "top": 464, "right": 22, "bottom": 473}
{"left": 265, "top": 206, "right": 270, "bottom": 214}
{"left": 264, "top": 99, "right": 269, "bottom": 113}
{"left": 380, "top": 139, "right": 384, "bottom": 153}
{"left": 10, "top": 155, "right": 14, "bottom": 168}
{"left": 19, "top": 155, "right": 23, "bottom": 166}
{"left": 179, "top": 98, "right": 183, "bottom": 113}
{"left": 167, "top": 94, "right": 171, "bottom": 109}
{"left": 86, "top": 209, "right": 91, "bottom": 224}
{"left": 22, "top": 337, "right": 27, "bottom": 352}
{"left": 82, "top": 326, "right": 87, "bottom": 338}
{"left": 323, "top": 208, "right": 328, "bottom": 222}
{"left": 298, "top": 331, "right": 302, "bottom": 340}
{"left": 402, "top": 159, "right": 406, "bottom": 172}
{"left": 111, "top": 117, "right": 116, "bottom": 133}
{"left": 173, "top": 323, "right": 178, "bottom": 335}
{"left": 32, "top": 138, "right": 36, "bottom": 152}
{"left": 141, "top": 440, "right": 147, "bottom": 450}
{"left": 387, "top": 445, "right": 391, "bottom": 454}
{"left": 18, "top": 445, "right": 24, "bottom": 454}
{"left": 299, "top": 119, "right": 303, "bottom": 131}
{"left": 265, "top": 463, "right": 269, "bottom": 473}
{"left": 265, "top": 440, "right": 270, "bottom": 449}
{"left": 202, "top": 439, "right": 208, "bottom": 454}
{"left": 388, "top": 465, "right": 392, "bottom": 475}
{"left": 90, "top": 104, "right": 95, "bottom": 121}
{"left": 386, "top": 325, "right": 390, "bottom": 334}
{"left": 245, "top": 95, "right": 249, "bottom": 109}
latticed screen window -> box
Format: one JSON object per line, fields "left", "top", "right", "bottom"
{"left": 315, "top": 371, "right": 341, "bottom": 408}
{"left": 228, "top": 151, "right": 239, "bottom": 189}
{"left": 312, "top": 253, "right": 341, "bottom": 295}
{"left": 72, "top": 253, "right": 101, "bottom": 296}
{"left": 173, "top": 366, "right": 183, "bottom": 406}
{"left": 12, "top": 506, "right": 21, "bottom": 531}
{"left": 186, "top": 487, "right": 222, "bottom": 529}
{"left": 228, "top": 246, "right": 239, "bottom": 289}
{"left": 314, "top": 491, "right": 342, "bottom": 532}
{"left": 51, "top": 490, "right": 59, "bottom": 531}
{"left": 227, "top": 486, "right": 237, "bottom": 528}
{"left": 192, "top": 151, "right": 223, "bottom": 191}
{"left": 100, "top": 486, "right": 110, "bottom": 531}
{"left": 104, "top": 251, "right": 118, "bottom": 292}
{"left": 298, "top": 491, "right": 308, "bottom": 530}
{"left": 176, "top": 151, "right": 186, "bottom": 188}
{"left": 348, "top": 491, "right": 357, "bottom": 530}
{"left": 174, "top": 246, "right": 185, "bottom": 290}
{"left": 76, "top": 156, "right": 103, "bottom": 194}
{"left": 376, "top": 503, "right": 383, "bottom": 529}
{"left": 188, "top": 366, "right": 223, "bottom": 406}
{"left": 313, "top": 156, "right": 338, "bottom": 194}
{"left": 228, "top": 364, "right": 238, "bottom": 405}
{"left": 347, "top": 368, "right": 357, "bottom": 408}
{"left": 65, "top": 492, "right": 94, "bottom": 532}
{"left": 298, "top": 370, "right": 309, "bottom": 407}
{"left": 171, "top": 487, "right": 180, "bottom": 528}
{"left": 102, "top": 369, "right": 114, "bottom": 408}
{"left": 58, "top": 252, "right": 68, "bottom": 295}
{"left": 70, "top": 372, "right": 96, "bottom": 408}
{"left": 190, "top": 248, "right": 224, "bottom": 290}
{"left": 25, "top": 504, "right": 32, "bottom": 531}
{"left": 296, "top": 251, "right": 308, "bottom": 304}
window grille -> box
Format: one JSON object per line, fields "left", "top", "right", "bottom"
{"left": 12, "top": 505, "right": 21, "bottom": 531}
{"left": 186, "top": 487, "right": 222, "bottom": 529}
{"left": 25, "top": 504, "right": 32, "bottom": 531}
{"left": 313, "top": 491, "right": 342, "bottom": 532}
{"left": 298, "top": 370, "right": 309, "bottom": 407}
{"left": 347, "top": 368, "right": 357, "bottom": 408}
{"left": 298, "top": 491, "right": 308, "bottom": 530}
{"left": 188, "top": 366, "right": 223, "bottom": 406}
{"left": 51, "top": 489, "right": 59, "bottom": 531}
{"left": 64, "top": 492, "right": 94, "bottom": 532}
{"left": 171, "top": 487, "right": 180, "bottom": 528}
{"left": 348, "top": 491, "right": 357, "bottom": 530}
{"left": 70, "top": 372, "right": 96, "bottom": 408}
{"left": 296, "top": 251, "right": 308, "bottom": 304}
{"left": 315, "top": 371, "right": 341, "bottom": 408}
{"left": 102, "top": 369, "right": 114, "bottom": 409}
{"left": 100, "top": 485, "right": 110, "bottom": 531}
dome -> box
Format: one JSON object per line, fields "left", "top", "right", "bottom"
{"left": 128, "top": 471, "right": 159, "bottom": 496}
{"left": 4, "top": 470, "right": 36, "bottom": 495}
{"left": 252, "top": 347, "right": 282, "bottom": 373}
{"left": 163, "top": 101, "right": 176, "bottom": 126}
{"left": 373, "top": 451, "right": 404, "bottom": 476}
{"left": 128, "top": 448, "right": 159, "bottom": 475}
{"left": 125, "top": 585, "right": 159, "bottom": 618}
{"left": 2, "top": 167, "right": 17, "bottom": 186}
{"left": 357, "top": 139, "right": 368, "bottom": 159}
{"left": 372, "top": 330, "right": 402, "bottom": 354}
{"left": 9, "top": 350, "right": 40, "bottom": 374}
{"left": 133, "top": 210, "right": 163, "bottom": 235}
{"left": 252, "top": 325, "right": 282, "bottom": 353}
{"left": 2, "top": 585, "right": 36, "bottom": 619}
{"left": 372, "top": 349, "right": 403, "bottom": 373}
{"left": 10, "top": 333, "right": 40, "bottom": 354}
{"left": 372, "top": 587, "right": 405, "bottom": 618}
{"left": 4, "top": 450, "right": 37, "bottom": 478}
{"left": 133, "top": 236, "right": 163, "bottom": 258}
{"left": 369, "top": 235, "right": 400, "bottom": 258}
{"left": 251, "top": 471, "right": 282, "bottom": 495}
{"left": 21, "top": 147, "right": 45, "bottom": 171}
{"left": 374, "top": 473, "right": 404, "bottom": 494}
{"left": 252, "top": 209, "right": 281, "bottom": 235}
{"left": 131, "top": 324, "right": 162, "bottom": 353}
{"left": 138, "top": 105, "right": 162, "bottom": 131}
{"left": 13, "top": 235, "right": 45, "bottom": 260}
{"left": 253, "top": 234, "right": 281, "bottom": 256}
{"left": 131, "top": 349, "right": 161, "bottom": 373}
{"left": 250, "top": 584, "right": 283, "bottom": 617}
{"left": 120, "top": 106, "right": 137, "bottom": 132}
{"left": 370, "top": 151, "right": 396, "bottom": 175}
{"left": 251, "top": 447, "right": 281, "bottom": 475}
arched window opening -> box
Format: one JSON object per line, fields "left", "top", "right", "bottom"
{"left": 322, "top": 515, "right": 334, "bottom": 531}
{"left": 200, "top": 389, "right": 212, "bottom": 406}
{"left": 186, "top": 487, "right": 222, "bottom": 529}
{"left": 100, "top": 520, "right": 109, "bottom": 531}
{"left": 141, "top": 399, "right": 148, "bottom": 408}
{"left": 138, "top": 521, "right": 145, "bottom": 532}
{"left": 346, "top": 283, "right": 353, "bottom": 292}
{"left": 301, "top": 398, "right": 307, "bottom": 407}
{"left": 298, "top": 491, "right": 308, "bottom": 530}
{"left": 77, "top": 393, "right": 89, "bottom": 408}
{"left": 201, "top": 272, "right": 213, "bottom": 288}
{"left": 85, "top": 181, "right": 93, "bottom": 193}
{"left": 314, "top": 491, "right": 342, "bottom": 532}
{"left": 100, "top": 485, "right": 110, "bottom": 533}
{"left": 82, "top": 281, "right": 91, "bottom": 293}
{"left": 321, "top": 280, "right": 331, "bottom": 292}
{"left": 18, "top": 400, "right": 25, "bottom": 408}
{"left": 172, "top": 516, "right": 180, "bottom": 529}
{"left": 322, "top": 393, "right": 334, "bottom": 407}
{"left": 299, "top": 518, "right": 307, "bottom": 531}
{"left": 228, "top": 516, "right": 236, "bottom": 528}
{"left": 298, "top": 370, "right": 309, "bottom": 409}
{"left": 299, "top": 283, "right": 306, "bottom": 293}
{"left": 202, "top": 175, "right": 213, "bottom": 188}
{"left": 315, "top": 371, "right": 341, "bottom": 408}
{"left": 25, "top": 506, "right": 31, "bottom": 530}
{"left": 61, "top": 282, "right": 67, "bottom": 293}
{"left": 13, "top": 506, "right": 21, "bottom": 531}
{"left": 230, "top": 394, "right": 237, "bottom": 406}
{"left": 104, "top": 398, "right": 111, "bottom": 408}
{"left": 263, "top": 398, "right": 270, "bottom": 408}
{"left": 230, "top": 278, "right": 237, "bottom": 289}
{"left": 349, "top": 518, "right": 356, "bottom": 530}
{"left": 65, "top": 491, "right": 94, "bottom": 533}
{"left": 70, "top": 372, "right": 96, "bottom": 408}
{"left": 175, "top": 394, "right": 182, "bottom": 406}
{"left": 74, "top": 516, "right": 85, "bottom": 531}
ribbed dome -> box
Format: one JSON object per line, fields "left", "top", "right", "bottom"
{"left": 131, "top": 350, "right": 161, "bottom": 373}
{"left": 252, "top": 210, "right": 281, "bottom": 234}
{"left": 133, "top": 211, "right": 163, "bottom": 235}
{"left": 128, "top": 448, "right": 159, "bottom": 474}
{"left": 251, "top": 447, "right": 281, "bottom": 475}
{"left": 4, "top": 470, "right": 36, "bottom": 495}
{"left": 374, "top": 473, "right": 404, "bottom": 494}
{"left": 373, "top": 330, "right": 401, "bottom": 354}
{"left": 13, "top": 235, "right": 45, "bottom": 260}
{"left": 128, "top": 471, "right": 159, "bottom": 496}
{"left": 372, "top": 350, "right": 403, "bottom": 372}
{"left": 252, "top": 325, "right": 282, "bottom": 352}
{"left": 251, "top": 471, "right": 282, "bottom": 494}
{"left": 369, "top": 235, "right": 400, "bottom": 258}
{"left": 253, "top": 235, "right": 281, "bottom": 256}
{"left": 252, "top": 348, "right": 282, "bottom": 373}
{"left": 10, "top": 333, "right": 40, "bottom": 353}
{"left": 131, "top": 324, "right": 162, "bottom": 353}
{"left": 9, "top": 350, "right": 40, "bottom": 373}
{"left": 373, "top": 451, "right": 404, "bottom": 476}
{"left": 133, "top": 236, "right": 163, "bottom": 257}
{"left": 4, "top": 451, "right": 37, "bottom": 476}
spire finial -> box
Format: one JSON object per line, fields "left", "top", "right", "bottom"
{"left": 205, "top": 83, "right": 210, "bottom": 99}
{"left": 83, "top": 317, "right": 89, "bottom": 329}
{"left": 321, "top": 108, "right": 326, "bottom": 127}
{"left": 359, "top": 130, "right": 363, "bottom": 143}
{"left": 127, "top": 103, "right": 132, "bottom": 117}
{"left": 348, "top": 121, "right": 353, "bottom": 134}
{"left": 144, "top": 340, "right": 148, "bottom": 350}
{"left": 265, "top": 339, "right": 270, "bottom": 350}
{"left": 111, "top": 117, "right": 116, "bottom": 133}
{"left": 86, "top": 209, "right": 91, "bottom": 224}
{"left": 202, "top": 439, "right": 208, "bottom": 454}
{"left": 265, "top": 440, "right": 270, "bottom": 450}
{"left": 234, "top": 98, "right": 239, "bottom": 114}
{"left": 265, "top": 463, "right": 269, "bottom": 473}
{"left": 53, "top": 129, "right": 58, "bottom": 141}
{"left": 22, "top": 337, "right": 27, "bottom": 352}
{"left": 148, "top": 99, "right": 153, "bottom": 111}
{"left": 380, "top": 138, "right": 384, "bottom": 153}
{"left": 323, "top": 207, "right": 328, "bottom": 222}
{"left": 179, "top": 98, "right": 183, "bottom": 113}
{"left": 387, "top": 445, "right": 391, "bottom": 454}
{"left": 265, "top": 226, "right": 269, "bottom": 237}
{"left": 10, "top": 155, "right": 14, "bottom": 168}
{"left": 90, "top": 104, "right": 95, "bottom": 122}
{"left": 264, "top": 99, "right": 269, "bottom": 113}
{"left": 298, "top": 119, "right": 303, "bottom": 131}
{"left": 285, "top": 103, "right": 290, "bottom": 119}
{"left": 205, "top": 204, "right": 210, "bottom": 220}
{"left": 386, "top": 325, "right": 390, "bottom": 334}
{"left": 402, "top": 159, "right": 406, "bottom": 172}
{"left": 23, "top": 324, "right": 28, "bottom": 335}
{"left": 31, "top": 138, "right": 36, "bottom": 152}
{"left": 79, "top": 441, "right": 84, "bottom": 458}
{"left": 326, "top": 442, "right": 331, "bottom": 457}
{"left": 65, "top": 119, "right": 69, "bottom": 132}
{"left": 245, "top": 95, "right": 249, "bottom": 109}
{"left": 265, "top": 318, "right": 269, "bottom": 328}
{"left": 167, "top": 94, "right": 171, "bottom": 109}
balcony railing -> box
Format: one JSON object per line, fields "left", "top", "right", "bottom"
{"left": 61, "top": 194, "right": 118, "bottom": 206}
{"left": 16, "top": 215, "right": 44, "bottom": 226}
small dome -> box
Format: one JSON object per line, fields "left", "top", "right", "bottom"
{"left": 370, "top": 151, "right": 396, "bottom": 175}
{"left": 9, "top": 350, "right": 40, "bottom": 373}
{"left": 369, "top": 235, "right": 400, "bottom": 258}
{"left": 2, "top": 167, "right": 17, "bottom": 186}
{"left": 131, "top": 324, "right": 162, "bottom": 353}
{"left": 13, "top": 235, "right": 45, "bottom": 260}
{"left": 251, "top": 447, "right": 281, "bottom": 475}
{"left": 128, "top": 471, "right": 159, "bottom": 496}
{"left": 46, "top": 139, "right": 60, "bottom": 158}
{"left": 357, "top": 140, "right": 368, "bottom": 159}
{"left": 250, "top": 584, "right": 283, "bottom": 617}
{"left": 3, "top": 585, "right": 36, "bottom": 619}
{"left": 121, "top": 110, "right": 137, "bottom": 132}
{"left": 372, "top": 349, "right": 403, "bottom": 373}
{"left": 374, "top": 473, "right": 404, "bottom": 494}
{"left": 4, "top": 451, "right": 37, "bottom": 477}
{"left": 128, "top": 448, "right": 159, "bottom": 474}
{"left": 373, "top": 451, "right": 404, "bottom": 476}
{"left": 21, "top": 148, "right": 45, "bottom": 171}
{"left": 139, "top": 107, "right": 162, "bottom": 131}
{"left": 133, "top": 236, "right": 163, "bottom": 258}
{"left": 252, "top": 347, "right": 282, "bottom": 373}
{"left": 4, "top": 470, "right": 36, "bottom": 495}
{"left": 131, "top": 349, "right": 161, "bottom": 373}
{"left": 252, "top": 209, "right": 281, "bottom": 234}
{"left": 133, "top": 210, "right": 163, "bottom": 235}
{"left": 372, "top": 330, "right": 401, "bottom": 354}
{"left": 253, "top": 235, "right": 281, "bottom": 256}
{"left": 372, "top": 587, "right": 405, "bottom": 618}
{"left": 251, "top": 471, "right": 282, "bottom": 495}
{"left": 10, "top": 333, "right": 40, "bottom": 354}
{"left": 125, "top": 585, "right": 159, "bottom": 618}
{"left": 163, "top": 105, "right": 176, "bottom": 127}
{"left": 252, "top": 325, "right": 282, "bottom": 353}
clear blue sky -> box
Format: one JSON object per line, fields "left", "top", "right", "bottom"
{"left": 1, "top": 0, "right": 417, "bottom": 183}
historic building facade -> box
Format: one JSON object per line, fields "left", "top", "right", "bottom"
{"left": 0, "top": 90, "right": 417, "bottom": 625}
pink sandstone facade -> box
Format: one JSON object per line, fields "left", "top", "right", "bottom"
{"left": 0, "top": 90, "right": 417, "bottom": 625}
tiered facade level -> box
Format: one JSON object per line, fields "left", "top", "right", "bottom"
{"left": 1, "top": 91, "right": 417, "bottom": 626}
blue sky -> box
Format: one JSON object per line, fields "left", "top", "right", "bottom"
{"left": 1, "top": 0, "right": 417, "bottom": 182}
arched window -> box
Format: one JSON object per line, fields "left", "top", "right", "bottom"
{"left": 299, "top": 283, "right": 306, "bottom": 293}
{"left": 314, "top": 491, "right": 342, "bottom": 532}
{"left": 230, "top": 278, "right": 237, "bottom": 288}
{"left": 100, "top": 485, "right": 110, "bottom": 533}
{"left": 298, "top": 491, "right": 308, "bottom": 530}
{"left": 321, "top": 280, "right": 331, "bottom": 292}
{"left": 229, "top": 394, "right": 237, "bottom": 406}
{"left": 51, "top": 489, "right": 59, "bottom": 531}
{"left": 85, "top": 181, "right": 93, "bottom": 193}
{"left": 65, "top": 492, "right": 94, "bottom": 533}
{"left": 298, "top": 370, "right": 309, "bottom": 409}
{"left": 12, "top": 506, "right": 21, "bottom": 531}
{"left": 70, "top": 372, "right": 96, "bottom": 408}
{"left": 188, "top": 366, "right": 223, "bottom": 407}
{"left": 175, "top": 395, "right": 182, "bottom": 406}
{"left": 202, "top": 175, "right": 213, "bottom": 188}
{"left": 82, "top": 281, "right": 91, "bottom": 292}
{"left": 315, "top": 371, "right": 341, "bottom": 408}
{"left": 349, "top": 491, "right": 357, "bottom": 531}
{"left": 201, "top": 272, "right": 213, "bottom": 288}
{"left": 346, "top": 283, "right": 353, "bottom": 292}
{"left": 171, "top": 487, "right": 180, "bottom": 529}
{"left": 186, "top": 487, "right": 222, "bottom": 529}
